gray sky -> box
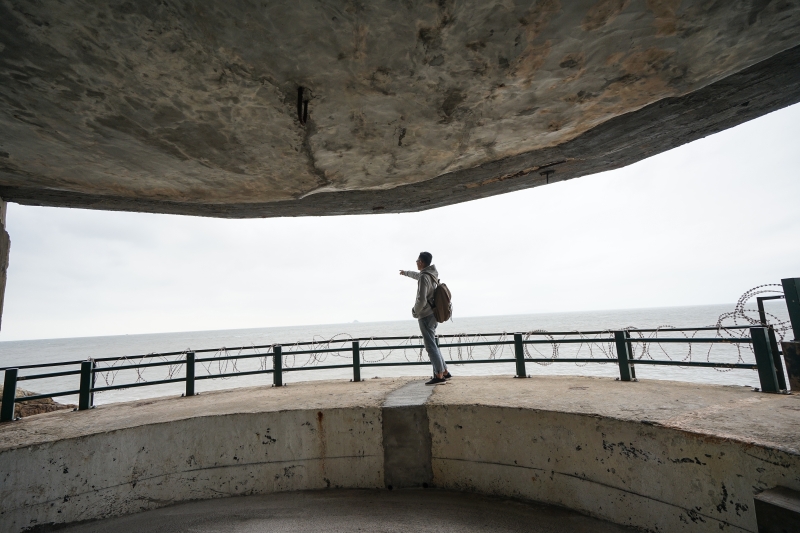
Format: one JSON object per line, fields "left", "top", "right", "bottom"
{"left": 2, "top": 103, "right": 799, "bottom": 341}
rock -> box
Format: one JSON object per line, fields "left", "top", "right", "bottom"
{"left": 0, "top": 387, "right": 76, "bottom": 419}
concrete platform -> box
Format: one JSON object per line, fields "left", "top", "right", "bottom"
{"left": 54, "top": 489, "right": 636, "bottom": 533}
{"left": 1, "top": 376, "right": 799, "bottom": 533}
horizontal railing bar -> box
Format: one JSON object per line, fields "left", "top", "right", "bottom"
{"left": 281, "top": 348, "right": 353, "bottom": 356}
{"left": 196, "top": 369, "right": 274, "bottom": 380}
{"left": 518, "top": 358, "right": 754, "bottom": 368}
{"left": 94, "top": 360, "right": 186, "bottom": 372}
{"left": 521, "top": 326, "right": 753, "bottom": 334}
{"left": 442, "top": 358, "right": 517, "bottom": 365}
{"left": 359, "top": 344, "right": 425, "bottom": 351}
{"left": 14, "top": 390, "right": 81, "bottom": 402}
{"left": 360, "top": 361, "right": 434, "bottom": 368}
{"left": 438, "top": 326, "right": 754, "bottom": 337}
{"left": 520, "top": 337, "right": 750, "bottom": 345}
{"left": 628, "top": 338, "right": 751, "bottom": 343}
{"left": 93, "top": 346, "right": 277, "bottom": 361}
{"left": 438, "top": 341, "right": 516, "bottom": 348}
{"left": 630, "top": 360, "right": 757, "bottom": 369}
{"left": 522, "top": 338, "right": 614, "bottom": 345}
{"left": 525, "top": 358, "right": 617, "bottom": 363}
{"left": 92, "top": 351, "right": 192, "bottom": 362}
{"left": 0, "top": 360, "right": 82, "bottom": 371}
{"left": 91, "top": 377, "right": 187, "bottom": 392}
{"left": 359, "top": 359, "right": 519, "bottom": 368}
{"left": 195, "top": 352, "right": 273, "bottom": 363}
{"left": 283, "top": 364, "right": 354, "bottom": 372}
{"left": 17, "top": 369, "right": 83, "bottom": 380}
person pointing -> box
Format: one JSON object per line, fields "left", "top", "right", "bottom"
{"left": 399, "top": 252, "right": 451, "bottom": 385}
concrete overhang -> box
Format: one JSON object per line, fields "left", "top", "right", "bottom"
{"left": 0, "top": 1, "right": 799, "bottom": 218}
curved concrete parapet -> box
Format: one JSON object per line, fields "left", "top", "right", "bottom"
{"left": 0, "top": 378, "right": 403, "bottom": 532}
{"left": 429, "top": 378, "right": 800, "bottom": 532}
{"left": 0, "top": 376, "right": 798, "bottom": 532}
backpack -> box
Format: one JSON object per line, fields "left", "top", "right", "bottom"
{"left": 424, "top": 272, "right": 452, "bottom": 323}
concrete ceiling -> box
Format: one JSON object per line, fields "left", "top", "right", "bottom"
{"left": 0, "top": 0, "right": 798, "bottom": 218}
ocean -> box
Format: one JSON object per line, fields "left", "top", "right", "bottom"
{"left": 0, "top": 302, "right": 792, "bottom": 406}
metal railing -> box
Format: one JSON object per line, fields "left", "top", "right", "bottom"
{"left": 0, "top": 326, "right": 789, "bottom": 422}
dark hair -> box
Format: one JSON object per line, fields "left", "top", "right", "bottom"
{"left": 418, "top": 252, "right": 432, "bottom": 266}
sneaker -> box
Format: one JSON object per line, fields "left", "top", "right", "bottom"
{"left": 443, "top": 371, "right": 452, "bottom": 380}
{"left": 425, "top": 377, "right": 447, "bottom": 386}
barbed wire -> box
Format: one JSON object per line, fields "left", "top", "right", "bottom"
{"left": 90, "top": 284, "right": 788, "bottom": 388}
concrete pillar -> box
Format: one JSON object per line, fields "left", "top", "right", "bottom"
{"left": 0, "top": 199, "right": 9, "bottom": 330}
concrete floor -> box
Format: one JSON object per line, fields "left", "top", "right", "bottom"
{"left": 56, "top": 489, "right": 636, "bottom": 533}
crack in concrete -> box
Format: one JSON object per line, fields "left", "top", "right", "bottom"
{"left": 5, "top": 455, "right": 377, "bottom": 514}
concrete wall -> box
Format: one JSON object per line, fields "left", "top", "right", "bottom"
{"left": 1, "top": 377, "right": 798, "bottom": 533}
{"left": 429, "top": 404, "right": 800, "bottom": 533}
{"left": 0, "top": 199, "right": 9, "bottom": 330}
{"left": 0, "top": 407, "right": 384, "bottom": 532}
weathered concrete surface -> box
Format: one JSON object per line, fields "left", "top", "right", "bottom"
{"left": 783, "top": 341, "right": 800, "bottom": 392}
{"left": 429, "top": 376, "right": 800, "bottom": 532}
{"left": 382, "top": 380, "right": 434, "bottom": 489}
{"left": 0, "top": 199, "right": 8, "bottom": 329}
{"left": 55, "top": 489, "right": 637, "bottom": 533}
{"left": 0, "top": 378, "right": 412, "bottom": 533}
{"left": 0, "top": 1, "right": 799, "bottom": 217}
{"left": 0, "top": 376, "right": 799, "bottom": 533}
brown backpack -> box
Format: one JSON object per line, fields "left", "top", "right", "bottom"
{"left": 424, "top": 272, "right": 452, "bottom": 323}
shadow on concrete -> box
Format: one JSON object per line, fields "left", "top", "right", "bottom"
{"left": 52, "top": 489, "right": 636, "bottom": 533}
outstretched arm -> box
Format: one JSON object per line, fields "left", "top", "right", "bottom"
{"left": 399, "top": 270, "right": 421, "bottom": 280}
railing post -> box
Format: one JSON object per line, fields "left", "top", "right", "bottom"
{"left": 781, "top": 278, "right": 800, "bottom": 340}
{"left": 513, "top": 333, "right": 528, "bottom": 378}
{"left": 625, "top": 331, "right": 637, "bottom": 380}
{"left": 1, "top": 368, "right": 18, "bottom": 422}
{"left": 352, "top": 341, "right": 361, "bottom": 382}
{"left": 273, "top": 345, "right": 283, "bottom": 387}
{"left": 185, "top": 352, "right": 195, "bottom": 397}
{"left": 79, "top": 361, "right": 93, "bottom": 410}
{"left": 614, "top": 331, "right": 633, "bottom": 382}
{"left": 90, "top": 360, "right": 97, "bottom": 408}
{"left": 767, "top": 327, "right": 787, "bottom": 390}
{"left": 752, "top": 327, "right": 780, "bottom": 393}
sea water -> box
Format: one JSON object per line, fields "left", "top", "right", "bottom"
{"left": 0, "top": 302, "right": 791, "bottom": 406}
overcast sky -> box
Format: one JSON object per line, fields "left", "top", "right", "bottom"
{"left": 1, "top": 103, "right": 799, "bottom": 341}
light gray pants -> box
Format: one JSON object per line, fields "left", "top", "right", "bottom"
{"left": 419, "top": 314, "right": 447, "bottom": 375}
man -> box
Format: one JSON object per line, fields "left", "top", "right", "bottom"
{"left": 399, "top": 252, "right": 451, "bottom": 385}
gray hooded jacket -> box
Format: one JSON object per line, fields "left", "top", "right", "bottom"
{"left": 401, "top": 265, "right": 439, "bottom": 319}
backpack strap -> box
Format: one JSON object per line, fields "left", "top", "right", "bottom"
{"left": 422, "top": 272, "right": 438, "bottom": 306}
{"left": 422, "top": 271, "right": 439, "bottom": 289}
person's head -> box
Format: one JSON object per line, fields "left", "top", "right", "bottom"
{"left": 416, "top": 252, "right": 432, "bottom": 270}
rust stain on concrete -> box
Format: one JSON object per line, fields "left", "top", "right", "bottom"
{"left": 647, "top": 0, "right": 683, "bottom": 36}
{"left": 317, "top": 410, "right": 327, "bottom": 474}
{"left": 582, "top": 0, "right": 630, "bottom": 31}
